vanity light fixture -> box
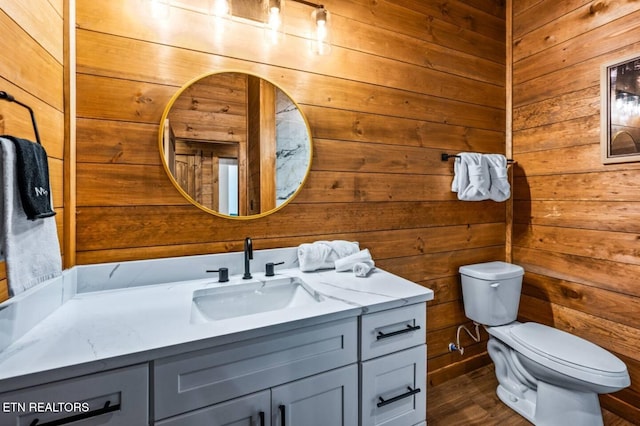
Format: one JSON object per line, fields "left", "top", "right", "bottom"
{"left": 310, "top": 4, "right": 331, "bottom": 55}
{"left": 264, "top": 0, "right": 285, "bottom": 45}
{"left": 244, "top": 0, "right": 333, "bottom": 54}
{"left": 151, "top": 0, "right": 333, "bottom": 54}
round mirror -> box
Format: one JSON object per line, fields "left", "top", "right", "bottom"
{"left": 159, "top": 71, "right": 312, "bottom": 219}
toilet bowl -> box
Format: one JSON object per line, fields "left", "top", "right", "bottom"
{"left": 460, "top": 261, "right": 630, "bottom": 426}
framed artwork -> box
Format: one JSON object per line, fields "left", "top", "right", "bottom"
{"left": 601, "top": 53, "right": 640, "bottom": 164}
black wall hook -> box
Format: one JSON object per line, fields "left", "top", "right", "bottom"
{"left": 0, "top": 91, "right": 42, "bottom": 145}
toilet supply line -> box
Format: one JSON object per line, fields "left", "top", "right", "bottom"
{"left": 448, "top": 322, "right": 481, "bottom": 355}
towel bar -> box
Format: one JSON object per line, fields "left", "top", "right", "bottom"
{"left": 441, "top": 153, "right": 514, "bottom": 163}
{"left": 0, "top": 91, "right": 42, "bottom": 145}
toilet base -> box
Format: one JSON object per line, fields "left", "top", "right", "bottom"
{"left": 496, "top": 378, "right": 604, "bottom": 426}
{"left": 496, "top": 384, "right": 536, "bottom": 422}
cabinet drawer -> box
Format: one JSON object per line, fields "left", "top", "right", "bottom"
{"left": 0, "top": 364, "right": 149, "bottom": 426}
{"left": 154, "top": 317, "right": 357, "bottom": 420}
{"left": 156, "top": 390, "right": 270, "bottom": 426}
{"left": 360, "top": 345, "right": 426, "bottom": 426}
{"left": 360, "top": 303, "right": 425, "bottom": 360}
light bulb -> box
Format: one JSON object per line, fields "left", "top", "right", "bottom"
{"left": 211, "top": 0, "right": 230, "bottom": 17}
{"left": 267, "top": 7, "right": 282, "bottom": 43}
{"left": 269, "top": 7, "right": 281, "bottom": 29}
{"left": 150, "top": 0, "right": 170, "bottom": 19}
{"left": 317, "top": 20, "right": 326, "bottom": 41}
{"left": 264, "top": 0, "right": 285, "bottom": 45}
{"left": 312, "top": 7, "right": 331, "bottom": 55}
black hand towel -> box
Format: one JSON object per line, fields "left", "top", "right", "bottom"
{"left": 1, "top": 135, "right": 56, "bottom": 220}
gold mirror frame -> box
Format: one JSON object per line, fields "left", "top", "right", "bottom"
{"left": 601, "top": 53, "right": 640, "bottom": 164}
{"left": 158, "top": 70, "right": 313, "bottom": 219}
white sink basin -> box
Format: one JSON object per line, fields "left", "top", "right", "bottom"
{"left": 190, "top": 277, "right": 324, "bottom": 323}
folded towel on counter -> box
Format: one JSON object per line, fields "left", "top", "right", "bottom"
{"left": 335, "top": 249, "right": 375, "bottom": 277}
{"left": 2, "top": 135, "right": 56, "bottom": 220}
{"left": 297, "top": 240, "right": 360, "bottom": 272}
{"left": 451, "top": 152, "right": 491, "bottom": 201}
{"left": 0, "top": 137, "right": 62, "bottom": 296}
{"left": 485, "top": 154, "right": 510, "bottom": 202}
{"left": 353, "top": 262, "right": 375, "bottom": 277}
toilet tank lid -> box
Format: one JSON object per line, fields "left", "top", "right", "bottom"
{"left": 459, "top": 261, "right": 524, "bottom": 280}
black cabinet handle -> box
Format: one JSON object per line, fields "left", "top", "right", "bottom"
{"left": 259, "top": 411, "right": 265, "bottom": 426}
{"left": 279, "top": 404, "right": 286, "bottom": 426}
{"left": 29, "top": 401, "right": 120, "bottom": 426}
{"left": 376, "top": 324, "right": 421, "bottom": 340}
{"left": 377, "top": 386, "right": 421, "bottom": 408}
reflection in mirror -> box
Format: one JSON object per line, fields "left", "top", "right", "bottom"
{"left": 160, "top": 71, "right": 312, "bottom": 218}
{"left": 603, "top": 56, "right": 640, "bottom": 163}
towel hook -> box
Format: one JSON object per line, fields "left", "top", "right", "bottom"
{"left": 0, "top": 91, "right": 42, "bottom": 145}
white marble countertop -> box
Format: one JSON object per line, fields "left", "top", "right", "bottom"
{"left": 0, "top": 250, "right": 433, "bottom": 393}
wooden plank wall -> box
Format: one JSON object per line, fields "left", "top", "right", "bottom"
{"left": 511, "top": 1, "right": 640, "bottom": 422}
{"left": 75, "top": 0, "right": 506, "bottom": 386}
{"left": 0, "top": 1, "right": 65, "bottom": 302}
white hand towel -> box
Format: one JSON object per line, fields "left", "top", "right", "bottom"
{"left": 297, "top": 240, "right": 360, "bottom": 272}
{"left": 335, "top": 249, "right": 375, "bottom": 277}
{"left": 452, "top": 153, "right": 490, "bottom": 201}
{"left": 485, "top": 154, "right": 510, "bottom": 202}
{"left": 334, "top": 248, "right": 374, "bottom": 272}
{"left": 0, "top": 138, "right": 62, "bottom": 296}
{"left": 353, "top": 261, "right": 375, "bottom": 277}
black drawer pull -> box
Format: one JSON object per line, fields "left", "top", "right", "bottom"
{"left": 279, "top": 404, "right": 286, "bottom": 426}
{"left": 377, "top": 386, "right": 421, "bottom": 408}
{"left": 30, "top": 401, "right": 120, "bottom": 426}
{"left": 376, "top": 324, "right": 421, "bottom": 340}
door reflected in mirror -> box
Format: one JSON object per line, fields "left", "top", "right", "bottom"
{"left": 160, "top": 71, "right": 312, "bottom": 218}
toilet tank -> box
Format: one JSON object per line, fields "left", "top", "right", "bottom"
{"left": 459, "top": 261, "right": 524, "bottom": 326}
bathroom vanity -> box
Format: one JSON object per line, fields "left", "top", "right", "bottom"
{"left": 0, "top": 247, "right": 433, "bottom": 425}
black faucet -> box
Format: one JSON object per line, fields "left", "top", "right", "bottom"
{"left": 243, "top": 237, "right": 253, "bottom": 279}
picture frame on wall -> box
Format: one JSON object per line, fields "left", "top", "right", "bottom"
{"left": 601, "top": 53, "right": 640, "bottom": 164}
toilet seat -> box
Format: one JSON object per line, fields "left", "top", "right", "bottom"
{"left": 488, "top": 322, "right": 630, "bottom": 389}
{"left": 510, "top": 322, "right": 626, "bottom": 375}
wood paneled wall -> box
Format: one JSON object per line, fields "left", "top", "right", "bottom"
{"left": 75, "top": 0, "right": 506, "bottom": 385}
{"left": 4, "top": 1, "right": 639, "bottom": 421}
{"left": 0, "top": 1, "right": 65, "bottom": 302}
{"left": 511, "top": 1, "right": 640, "bottom": 421}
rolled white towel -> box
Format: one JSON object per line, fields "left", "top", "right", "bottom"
{"left": 335, "top": 249, "right": 373, "bottom": 272}
{"left": 335, "top": 249, "right": 375, "bottom": 277}
{"left": 353, "top": 261, "right": 375, "bottom": 277}
{"left": 298, "top": 240, "right": 360, "bottom": 272}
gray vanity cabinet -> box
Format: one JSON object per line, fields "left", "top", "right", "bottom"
{"left": 359, "top": 303, "right": 427, "bottom": 426}
{"left": 156, "top": 365, "right": 358, "bottom": 426}
{"left": 153, "top": 317, "right": 358, "bottom": 425}
{"left": 153, "top": 304, "right": 427, "bottom": 426}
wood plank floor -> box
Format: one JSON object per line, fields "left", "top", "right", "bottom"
{"left": 427, "top": 364, "right": 635, "bottom": 425}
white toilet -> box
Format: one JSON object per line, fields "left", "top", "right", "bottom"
{"left": 460, "top": 261, "right": 630, "bottom": 426}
